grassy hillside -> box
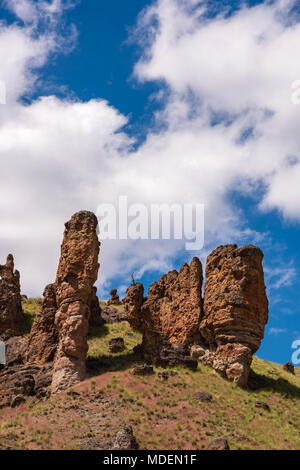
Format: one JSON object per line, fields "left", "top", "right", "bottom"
{"left": 0, "top": 298, "right": 299, "bottom": 450}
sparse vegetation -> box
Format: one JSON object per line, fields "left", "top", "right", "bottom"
{"left": 0, "top": 298, "right": 298, "bottom": 450}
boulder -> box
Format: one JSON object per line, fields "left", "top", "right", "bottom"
{"left": 113, "top": 425, "right": 139, "bottom": 450}
{"left": 132, "top": 364, "right": 154, "bottom": 376}
{"left": 5, "top": 336, "right": 28, "bottom": 366}
{"left": 190, "top": 345, "right": 206, "bottom": 359}
{"left": 255, "top": 401, "right": 270, "bottom": 412}
{"left": 205, "top": 438, "right": 230, "bottom": 450}
{"left": 193, "top": 391, "right": 212, "bottom": 402}
{"left": 108, "top": 338, "right": 125, "bottom": 353}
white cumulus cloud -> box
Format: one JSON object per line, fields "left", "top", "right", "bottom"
{"left": 0, "top": 0, "right": 300, "bottom": 298}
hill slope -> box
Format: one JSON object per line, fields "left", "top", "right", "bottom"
{"left": 0, "top": 299, "right": 299, "bottom": 450}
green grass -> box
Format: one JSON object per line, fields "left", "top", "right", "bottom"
{"left": 17, "top": 297, "right": 300, "bottom": 450}
{"left": 87, "top": 321, "right": 142, "bottom": 374}
{"left": 21, "top": 297, "right": 42, "bottom": 335}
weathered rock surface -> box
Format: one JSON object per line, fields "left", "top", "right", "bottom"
{"left": 51, "top": 211, "right": 100, "bottom": 394}
{"left": 200, "top": 244, "right": 268, "bottom": 387}
{"left": 5, "top": 336, "right": 28, "bottom": 367}
{"left": 190, "top": 344, "right": 206, "bottom": 359}
{"left": 113, "top": 426, "right": 139, "bottom": 450}
{"left": 107, "top": 288, "right": 121, "bottom": 306}
{"left": 89, "top": 286, "right": 104, "bottom": 327}
{"left": 125, "top": 258, "right": 203, "bottom": 366}
{"left": 26, "top": 284, "right": 58, "bottom": 365}
{"left": 0, "top": 364, "right": 51, "bottom": 408}
{"left": 0, "top": 255, "right": 24, "bottom": 340}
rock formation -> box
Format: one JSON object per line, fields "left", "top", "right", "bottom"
{"left": 199, "top": 244, "right": 269, "bottom": 387}
{"left": 26, "top": 284, "right": 58, "bottom": 365}
{"left": 89, "top": 286, "right": 104, "bottom": 327}
{"left": 5, "top": 336, "right": 27, "bottom": 367}
{"left": 51, "top": 211, "right": 100, "bottom": 394}
{"left": 107, "top": 288, "right": 121, "bottom": 306}
{"left": 113, "top": 426, "right": 139, "bottom": 450}
{"left": 124, "top": 245, "right": 268, "bottom": 386}
{"left": 124, "top": 258, "right": 203, "bottom": 367}
{"left": 0, "top": 255, "right": 24, "bottom": 340}
{"left": 283, "top": 362, "right": 295, "bottom": 375}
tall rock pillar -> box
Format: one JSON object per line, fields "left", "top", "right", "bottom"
{"left": 51, "top": 211, "right": 100, "bottom": 394}
{"left": 200, "top": 244, "right": 269, "bottom": 386}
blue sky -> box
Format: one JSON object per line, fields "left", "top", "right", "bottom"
{"left": 0, "top": 0, "right": 299, "bottom": 365}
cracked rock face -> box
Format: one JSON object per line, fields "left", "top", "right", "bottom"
{"left": 200, "top": 244, "right": 269, "bottom": 387}
{"left": 26, "top": 284, "right": 58, "bottom": 365}
{"left": 51, "top": 211, "right": 100, "bottom": 394}
{"left": 125, "top": 258, "right": 203, "bottom": 365}
{"left": 0, "top": 255, "right": 24, "bottom": 340}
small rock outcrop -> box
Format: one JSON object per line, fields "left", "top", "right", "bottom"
{"left": 199, "top": 244, "right": 269, "bottom": 387}
{"left": 132, "top": 364, "right": 154, "bottom": 376}
{"left": 193, "top": 390, "right": 212, "bottom": 402}
{"left": 51, "top": 211, "right": 100, "bottom": 394}
{"left": 26, "top": 284, "right": 58, "bottom": 365}
{"left": 283, "top": 362, "right": 295, "bottom": 375}
{"left": 124, "top": 258, "right": 203, "bottom": 366}
{"left": 5, "top": 336, "right": 27, "bottom": 367}
{"left": 0, "top": 255, "right": 24, "bottom": 340}
{"left": 107, "top": 289, "right": 121, "bottom": 306}
{"left": 113, "top": 426, "right": 139, "bottom": 450}
{"left": 0, "top": 364, "right": 52, "bottom": 408}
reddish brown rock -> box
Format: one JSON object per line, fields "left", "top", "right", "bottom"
{"left": 26, "top": 284, "right": 58, "bottom": 365}
{"left": 89, "top": 286, "right": 104, "bottom": 327}
{"left": 0, "top": 255, "right": 24, "bottom": 340}
{"left": 124, "top": 258, "right": 203, "bottom": 366}
{"left": 107, "top": 288, "right": 121, "bottom": 306}
{"left": 51, "top": 211, "right": 100, "bottom": 394}
{"left": 123, "top": 282, "right": 144, "bottom": 331}
{"left": 200, "top": 244, "right": 269, "bottom": 387}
